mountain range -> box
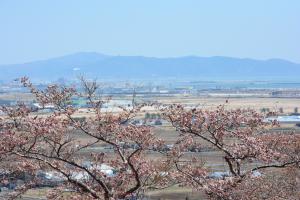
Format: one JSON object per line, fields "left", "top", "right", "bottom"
{"left": 0, "top": 52, "right": 299, "bottom": 82}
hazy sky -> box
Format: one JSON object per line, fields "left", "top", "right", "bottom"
{"left": 0, "top": 0, "right": 299, "bottom": 64}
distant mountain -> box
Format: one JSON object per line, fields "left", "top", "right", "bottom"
{"left": 0, "top": 52, "right": 299, "bottom": 82}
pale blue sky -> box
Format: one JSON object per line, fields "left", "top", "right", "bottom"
{"left": 0, "top": 0, "right": 299, "bottom": 64}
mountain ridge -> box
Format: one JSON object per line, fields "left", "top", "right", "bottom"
{"left": 0, "top": 52, "right": 299, "bottom": 82}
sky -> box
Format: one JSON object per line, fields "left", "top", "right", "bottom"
{"left": 0, "top": 0, "right": 299, "bottom": 65}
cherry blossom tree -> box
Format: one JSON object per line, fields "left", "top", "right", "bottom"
{"left": 0, "top": 77, "right": 178, "bottom": 200}
{"left": 161, "top": 104, "right": 300, "bottom": 199}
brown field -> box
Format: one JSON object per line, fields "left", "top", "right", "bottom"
{"left": 154, "top": 96, "right": 300, "bottom": 113}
